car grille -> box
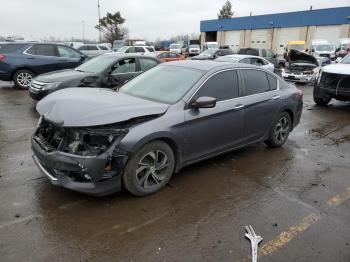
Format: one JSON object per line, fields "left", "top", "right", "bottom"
{"left": 319, "top": 54, "right": 330, "bottom": 58}
{"left": 320, "top": 72, "right": 350, "bottom": 90}
{"left": 30, "top": 80, "right": 46, "bottom": 92}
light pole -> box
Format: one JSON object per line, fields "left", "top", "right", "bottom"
{"left": 82, "top": 20, "right": 85, "bottom": 44}
{"left": 97, "top": 0, "right": 102, "bottom": 43}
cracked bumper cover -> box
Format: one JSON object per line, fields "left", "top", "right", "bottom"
{"left": 31, "top": 136, "right": 128, "bottom": 196}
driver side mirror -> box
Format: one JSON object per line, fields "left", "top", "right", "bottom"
{"left": 190, "top": 97, "right": 216, "bottom": 109}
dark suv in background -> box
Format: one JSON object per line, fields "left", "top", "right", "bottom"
{"left": 0, "top": 43, "right": 87, "bottom": 88}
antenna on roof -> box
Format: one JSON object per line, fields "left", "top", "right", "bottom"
{"left": 309, "top": 5, "right": 313, "bottom": 11}
{"left": 250, "top": 12, "right": 252, "bottom": 16}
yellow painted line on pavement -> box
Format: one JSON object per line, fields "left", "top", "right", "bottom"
{"left": 258, "top": 212, "right": 321, "bottom": 257}
{"left": 326, "top": 187, "right": 350, "bottom": 208}
{"left": 239, "top": 186, "right": 350, "bottom": 261}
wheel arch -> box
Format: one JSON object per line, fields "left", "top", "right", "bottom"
{"left": 11, "top": 67, "right": 36, "bottom": 80}
{"left": 124, "top": 133, "right": 183, "bottom": 173}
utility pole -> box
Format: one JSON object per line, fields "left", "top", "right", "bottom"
{"left": 97, "top": 0, "right": 102, "bottom": 43}
{"left": 82, "top": 20, "right": 85, "bottom": 44}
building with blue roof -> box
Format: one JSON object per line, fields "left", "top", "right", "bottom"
{"left": 200, "top": 6, "right": 350, "bottom": 54}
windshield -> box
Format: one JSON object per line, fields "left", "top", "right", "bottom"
{"left": 207, "top": 43, "right": 218, "bottom": 49}
{"left": 189, "top": 45, "right": 199, "bottom": 49}
{"left": 75, "top": 55, "right": 115, "bottom": 74}
{"left": 117, "top": 46, "right": 129, "bottom": 52}
{"left": 340, "top": 55, "right": 350, "bottom": 64}
{"left": 288, "top": 44, "right": 304, "bottom": 51}
{"left": 200, "top": 49, "right": 217, "bottom": 56}
{"left": 215, "top": 56, "right": 240, "bottom": 62}
{"left": 314, "top": 44, "right": 335, "bottom": 52}
{"left": 170, "top": 44, "right": 181, "bottom": 49}
{"left": 119, "top": 65, "right": 204, "bottom": 104}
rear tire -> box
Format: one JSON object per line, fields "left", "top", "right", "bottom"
{"left": 265, "top": 112, "right": 291, "bottom": 148}
{"left": 122, "top": 141, "right": 175, "bottom": 196}
{"left": 13, "top": 69, "right": 34, "bottom": 89}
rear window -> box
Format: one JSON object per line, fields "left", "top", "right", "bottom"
{"left": 239, "top": 48, "right": 259, "bottom": 56}
{"left": 267, "top": 74, "right": 277, "bottom": 90}
{"left": 0, "top": 44, "right": 26, "bottom": 53}
{"left": 99, "top": 45, "right": 108, "bottom": 50}
{"left": 241, "top": 69, "right": 270, "bottom": 96}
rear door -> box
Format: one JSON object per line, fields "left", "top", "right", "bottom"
{"left": 239, "top": 69, "right": 281, "bottom": 143}
{"left": 24, "top": 44, "right": 64, "bottom": 74}
{"left": 183, "top": 70, "right": 245, "bottom": 162}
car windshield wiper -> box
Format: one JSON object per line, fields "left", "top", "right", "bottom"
{"left": 75, "top": 69, "right": 86, "bottom": 72}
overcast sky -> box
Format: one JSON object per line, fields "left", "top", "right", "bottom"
{"left": 0, "top": 0, "right": 349, "bottom": 41}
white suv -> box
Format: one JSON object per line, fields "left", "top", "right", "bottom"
{"left": 116, "top": 46, "right": 156, "bottom": 56}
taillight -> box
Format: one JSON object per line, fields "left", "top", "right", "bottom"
{"left": 297, "top": 89, "right": 303, "bottom": 100}
{"left": 0, "top": 54, "right": 5, "bottom": 61}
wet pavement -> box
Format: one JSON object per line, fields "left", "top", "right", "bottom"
{"left": 0, "top": 80, "right": 349, "bottom": 262}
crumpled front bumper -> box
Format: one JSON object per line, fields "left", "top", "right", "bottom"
{"left": 31, "top": 136, "right": 128, "bottom": 196}
{"left": 282, "top": 71, "right": 314, "bottom": 83}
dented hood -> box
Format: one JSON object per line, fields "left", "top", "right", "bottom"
{"left": 36, "top": 88, "right": 169, "bottom": 127}
{"left": 288, "top": 49, "right": 318, "bottom": 66}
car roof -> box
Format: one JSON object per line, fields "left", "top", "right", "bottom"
{"left": 102, "top": 52, "right": 160, "bottom": 60}
{"left": 162, "top": 60, "right": 258, "bottom": 71}
{"left": 222, "top": 54, "right": 265, "bottom": 59}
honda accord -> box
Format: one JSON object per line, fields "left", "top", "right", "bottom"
{"left": 31, "top": 61, "right": 303, "bottom": 196}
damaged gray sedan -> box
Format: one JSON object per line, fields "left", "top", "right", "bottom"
{"left": 32, "top": 61, "right": 303, "bottom": 196}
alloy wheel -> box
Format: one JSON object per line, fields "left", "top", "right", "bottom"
{"left": 136, "top": 150, "right": 169, "bottom": 189}
{"left": 17, "top": 72, "right": 33, "bottom": 87}
{"left": 274, "top": 116, "right": 290, "bottom": 143}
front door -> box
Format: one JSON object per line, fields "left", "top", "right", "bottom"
{"left": 183, "top": 70, "right": 245, "bottom": 163}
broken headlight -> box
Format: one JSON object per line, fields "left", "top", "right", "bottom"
{"left": 65, "top": 127, "right": 128, "bottom": 156}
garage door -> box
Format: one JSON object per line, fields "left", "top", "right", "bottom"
{"left": 224, "top": 31, "right": 240, "bottom": 52}
{"left": 277, "top": 27, "right": 301, "bottom": 55}
{"left": 314, "top": 26, "right": 341, "bottom": 43}
{"left": 250, "top": 29, "right": 269, "bottom": 49}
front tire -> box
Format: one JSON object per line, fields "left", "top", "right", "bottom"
{"left": 122, "top": 141, "right": 175, "bottom": 196}
{"left": 313, "top": 87, "right": 331, "bottom": 106}
{"left": 13, "top": 69, "right": 34, "bottom": 89}
{"left": 265, "top": 112, "right": 291, "bottom": 148}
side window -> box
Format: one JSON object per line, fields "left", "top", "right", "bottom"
{"left": 140, "top": 58, "right": 158, "bottom": 71}
{"left": 111, "top": 58, "right": 136, "bottom": 74}
{"left": 251, "top": 58, "right": 264, "bottom": 66}
{"left": 241, "top": 69, "right": 270, "bottom": 96}
{"left": 159, "top": 53, "right": 168, "bottom": 58}
{"left": 169, "top": 53, "right": 177, "bottom": 58}
{"left": 135, "top": 47, "right": 145, "bottom": 53}
{"left": 194, "top": 70, "right": 239, "bottom": 102}
{"left": 57, "top": 46, "right": 81, "bottom": 59}
{"left": 99, "top": 45, "right": 108, "bottom": 50}
{"left": 126, "top": 47, "right": 135, "bottom": 53}
{"left": 261, "top": 49, "right": 267, "bottom": 57}
{"left": 240, "top": 57, "right": 251, "bottom": 64}
{"left": 89, "top": 46, "right": 99, "bottom": 51}
{"left": 78, "top": 46, "right": 87, "bottom": 51}
{"left": 31, "top": 44, "right": 58, "bottom": 56}
{"left": 216, "top": 50, "right": 223, "bottom": 56}
{"left": 267, "top": 73, "right": 277, "bottom": 90}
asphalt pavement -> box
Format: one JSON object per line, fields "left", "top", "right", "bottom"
{"left": 0, "top": 80, "right": 349, "bottom": 262}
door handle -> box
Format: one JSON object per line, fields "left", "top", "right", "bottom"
{"left": 272, "top": 95, "right": 281, "bottom": 100}
{"left": 233, "top": 104, "right": 244, "bottom": 110}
